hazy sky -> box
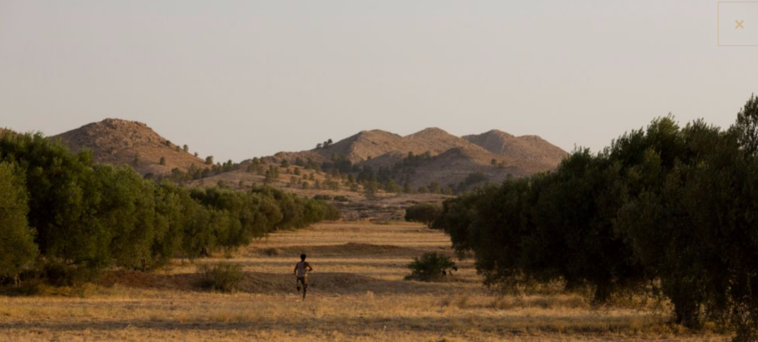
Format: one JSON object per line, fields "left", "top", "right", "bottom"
{"left": 1, "top": 1, "right": 756, "bottom": 161}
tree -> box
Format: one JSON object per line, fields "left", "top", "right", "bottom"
{"left": 159, "top": 157, "right": 166, "bottom": 165}
{"left": 363, "top": 179, "right": 380, "bottom": 198}
{"left": 0, "top": 133, "right": 110, "bottom": 277}
{"left": 264, "top": 166, "right": 280, "bottom": 184}
{"left": 384, "top": 179, "right": 401, "bottom": 193}
{"left": 616, "top": 101, "right": 758, "bottom": 340}
{"left": 205, "top": 156, "right": 214, "bottom": 165}
{"left": 94, "top": 165, "right": 161, "bottom": 270}
{"left": 183, "top": 144, "right": 189, "bottom": 152}
{"left": 0, "top": 162, "right": 38, "bottom": 283}
{"left": 405, "top": 203, "right": 442, "bottom": 227}
{"left": 150, "top": 182, "right": 185, "bottom": 268}
{"left": 734, "top": 94, "right": 758, "bottom": 156}
{"left": 133, "top": 153, "right": 140, "bottom": 166}
{"left": 403, "top": 181, "right": 414, "bottom": 194}
{"left": 456, "top": 172, "right": 489, "bottom": 193}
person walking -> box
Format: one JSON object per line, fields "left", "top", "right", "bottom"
{"left": 293, "top": 254, "right": 313, "bottom": 300}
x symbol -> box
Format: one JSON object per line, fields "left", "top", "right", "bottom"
{"left": 736, "top": 20, "right": 744, "bottom": 29}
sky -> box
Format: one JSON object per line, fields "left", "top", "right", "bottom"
{"left": 1, "top": 0, "right": 756, "bottom": 162}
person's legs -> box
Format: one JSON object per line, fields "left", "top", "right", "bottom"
{"left": 301, "top": 276, "right": 308, "bottom": 299}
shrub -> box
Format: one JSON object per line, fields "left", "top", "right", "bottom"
{"left": 407, "top": 252, "right": 456, "bottom": 282}
{"left": 197, "top": 263, "right": 244, "bottom": 292}
{"left": 405, "top": 203, "right": 442, "bottom": 227}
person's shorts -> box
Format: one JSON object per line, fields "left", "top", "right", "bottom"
{"left": 297, "top": 276, "right": 308, "bottom": 287}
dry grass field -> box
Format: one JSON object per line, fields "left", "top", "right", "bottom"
{"left": 0, "top": 223, "right": 729, "bottom": 341}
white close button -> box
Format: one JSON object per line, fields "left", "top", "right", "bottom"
{"left": 719, "top": 2, "right": 758, "bottom": 46}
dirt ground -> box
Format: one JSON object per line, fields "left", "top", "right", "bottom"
{"left": 0, "top": 222, "right": 729, "bottom": 341}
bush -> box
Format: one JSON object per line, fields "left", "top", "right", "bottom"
{"left": 405, "top": 203, "right": 442, "bottom": 227}
{"left": 197, "top": 263, "right": 244, "bottom": 292}
{"left": 407, "top": 252, "right": 456, "bottom": 282}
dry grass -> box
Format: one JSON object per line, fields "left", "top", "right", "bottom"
{"left": 0, "top": 223, "right": 729, "bottom": 341}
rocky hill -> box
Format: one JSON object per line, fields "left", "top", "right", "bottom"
{"left": 463, "top": 130, "right": 568, "bottom": 171}
{"left": 53, "top": 119, "right": 207, "bottom": 175}
{"left": 272, "top": 127, "right": 567, "bottom": 187}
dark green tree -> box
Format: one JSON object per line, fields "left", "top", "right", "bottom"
{"left": 0, "top": 161, "right": 38, "bottom": 283}
{"left": 405, "top": 203, "right": 442, "bottom": 228}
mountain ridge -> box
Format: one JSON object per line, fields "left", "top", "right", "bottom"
{"left": 15, "top": 118, "right": 566, "bottom": 188}
{"left": 272, "top": 126, "right": 568, "bottom": 186}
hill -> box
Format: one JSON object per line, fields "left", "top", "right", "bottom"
{"left": 463, "top": 129, "right": 568, "bottom": 170}
{"left": 53, "top": 118, "right": 207, "bottom": 176}
{"left": 270, "top": 127, "right": 567, "bottom": 187}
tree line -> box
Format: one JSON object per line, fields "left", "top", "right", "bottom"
{"left": 0, "top": 133, "right": 340, "bottom": 286}
{"left": 432, "top": 96, "right": 758, "bottom": 341}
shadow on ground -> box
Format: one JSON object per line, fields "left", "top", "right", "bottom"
{"left": 101, "top": 270, "right": 466, "bottom": 295}
{"left": 0, "top": 313, "right": 669, "bottom": 337}
{"left": 247, "top": 242, "right": 452, "bottom": 258}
